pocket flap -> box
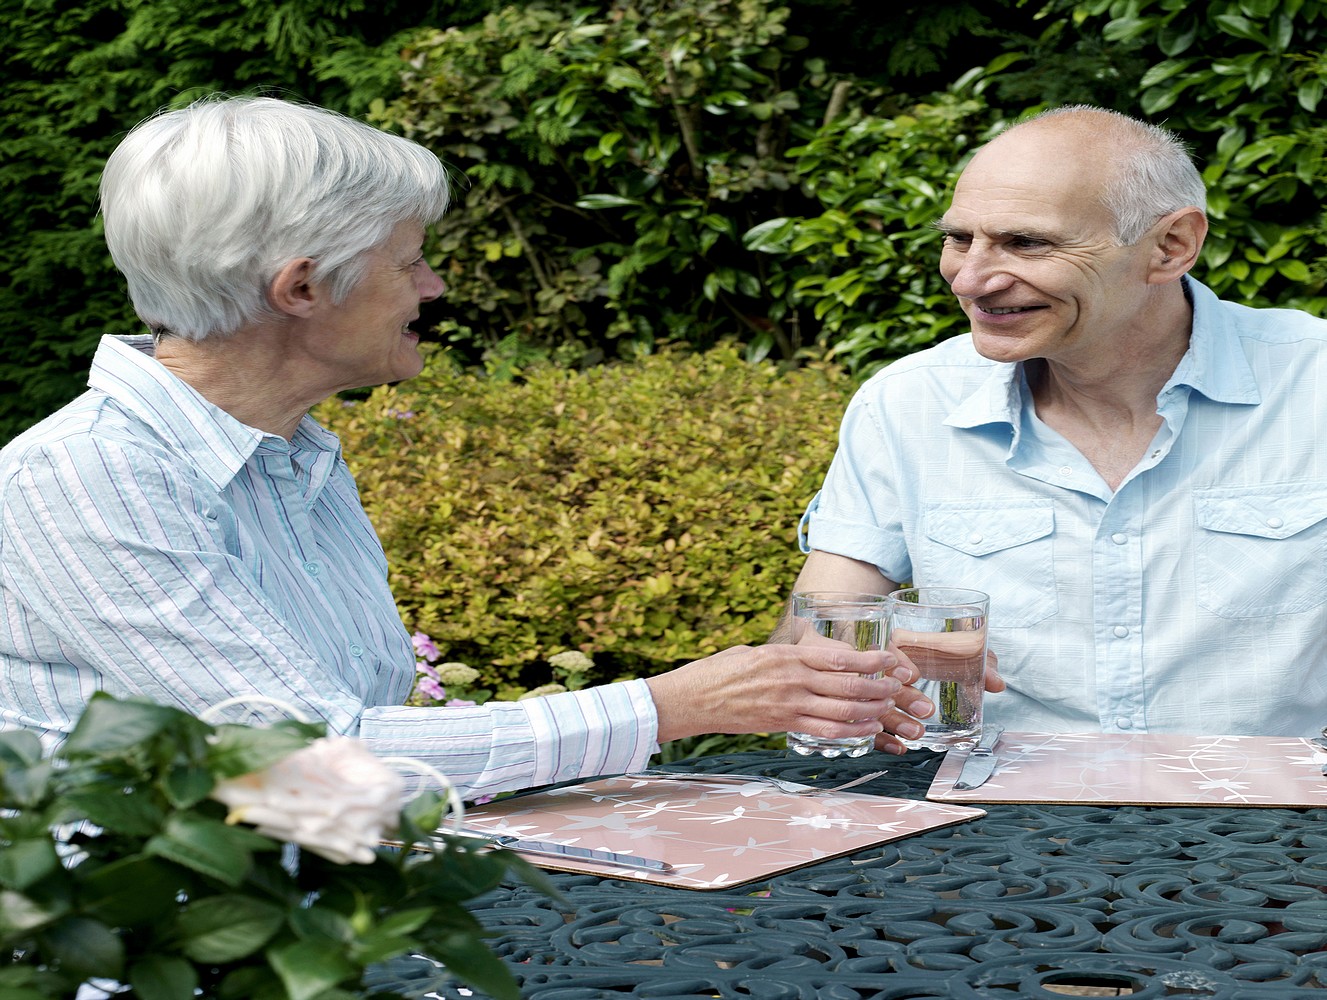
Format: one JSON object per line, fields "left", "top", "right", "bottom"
{"left": 924, "top": 500, "right": 1055, "bottom": 556}
{"left": 1194, "top": 485, "right": 1327, "bottom": 540}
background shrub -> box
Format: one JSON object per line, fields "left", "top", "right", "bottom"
{"left": 315, "top": 346, "right": 857, "bottom": 696}
{"left": 5, "top": 0, "right": 1326, "bottom": 441}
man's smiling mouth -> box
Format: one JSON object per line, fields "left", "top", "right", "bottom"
{"left": 981, "top": 305, "right": 1042, "bottom": 315}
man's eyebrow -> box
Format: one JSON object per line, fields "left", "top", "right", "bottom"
{"left": 932, "top": 220, "right": 1061, "bottom": 242}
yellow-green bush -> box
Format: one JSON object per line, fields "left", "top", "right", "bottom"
{"left": 315, "top": 347, "right": 858, "bottom": 695}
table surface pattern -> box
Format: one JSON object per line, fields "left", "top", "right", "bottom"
{"left": 372, "top": 749, "right": 1327, "bottom": 999}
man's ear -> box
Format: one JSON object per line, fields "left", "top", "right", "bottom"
{"left": 1149, "top": 207, "right": 1207, "bottom": 284}
{"left": 268, "top": 258, "right": 321, "bottom": 318}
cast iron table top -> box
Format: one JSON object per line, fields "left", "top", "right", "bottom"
{"left": 373, "top": 749, "right": 1327, "bottom": 999}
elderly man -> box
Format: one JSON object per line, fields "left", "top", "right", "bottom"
{"left": 793, "top": 104, "right": 1327, "bottom": 749}
{"left": 0, "top": 96, "right": 912, "bottom": 798}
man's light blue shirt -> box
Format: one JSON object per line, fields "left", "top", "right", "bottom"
{"left": 806, "top": 279, "right": 1327, "bottom": 736}
{"left": 0, "top": 335, "right": 657, "bottom": 797}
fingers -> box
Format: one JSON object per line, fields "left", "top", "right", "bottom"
{"left": 983, "top": 650, "right": 1006, "bottom": 692}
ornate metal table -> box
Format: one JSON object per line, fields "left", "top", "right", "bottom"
{"left": 378, "top": 750, "right": 1327, "bottom": 998}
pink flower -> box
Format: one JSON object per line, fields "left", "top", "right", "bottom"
{"left": 416, "top": 660, "right": 439, "bottom": 680}
{"left": 416, "top": 677, "right": 446, "bottom": 702}
{"left": 411, "top": 631, "right": 440, "bottom": 661}
{"left": 444, "top": 698, "right": 476, "bottom": 708}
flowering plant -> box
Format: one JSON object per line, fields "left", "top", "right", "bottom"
{"left": 0, "top": 694, "right": 547, "bottom": 1000}
{"left": 408, "top": 630, "right": 596, "bottom": 706}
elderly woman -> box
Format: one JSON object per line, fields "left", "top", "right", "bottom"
{"left": 0, "top": 96, "right": 917, "bottom": 799}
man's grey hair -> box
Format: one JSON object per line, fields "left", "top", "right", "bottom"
{"left": 99, "top": 95, "right": 450, "bottom": 341}
{"left": 1013, "top": 105, "right": 1207, "bottom": 246}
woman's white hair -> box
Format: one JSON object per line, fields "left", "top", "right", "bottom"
{"left": 1016, "top": 105, "right": 1207, "bottom": 246}
{"left": 100, "top": 95, "right": 450, "bottom": 341}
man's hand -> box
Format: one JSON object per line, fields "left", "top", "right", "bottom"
{"left": 872, "top": 648, "right": 1004, "bottom": 754}
{"left": 646, "top": 644, "right": 908, "bottom": 744}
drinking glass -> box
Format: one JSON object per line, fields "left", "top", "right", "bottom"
{"left": 889, "top": 587, "right": 989, "bottom": 751}
{"left": 787, "top": 591, "right": 890, "bottom": 758}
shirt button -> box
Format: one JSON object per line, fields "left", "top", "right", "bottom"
{"left": 1113, "top": 626, "right": 1129, "bottom": 638}
{"left": 349, "top": 643, "right": 364, "bottom": 657}
{"left": 968, "top": 532, "right": 983, "bottom": 545}
{"left": 304, "top": 561, "right": 321, "bottom": 576}
{"left": 1116, "top": 718, "right": 1134, "bottom": 730}
{"left": 1111, "top": 533, "right": 1127, "bottom": 545}
{"left": 1059, "top": 466, "right": 1073, "bottom": 476}
{"left": 1267, "top": 517, "right": 1284, "bottom": 529}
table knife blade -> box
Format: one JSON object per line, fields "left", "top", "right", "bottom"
{"left": 953, "top": 725, "right": 1005, "bottom": 790}
{"left": 461, "top": 831, "right": 674, "bottom": 872}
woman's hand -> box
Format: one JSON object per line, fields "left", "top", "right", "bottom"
{"left": 646, "top": 643, "right": 907, "bottom": 744}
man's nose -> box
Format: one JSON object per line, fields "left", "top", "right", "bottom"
{"left": 943, "top": 244, "right": 1012, "bottom": 298}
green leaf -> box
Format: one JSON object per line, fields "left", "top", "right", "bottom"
{"left": 0, "top": 758, "right": 54, "bottom": 807}
{"left": 1297, "top": 78, "right": 1322, "bottom": 112}
{"left": 40, "top": 916, "right": 124, "bottom": 981}
{"left": 176, "top": 895, "right": 286, "bottom": 963}
{"left": 205, "top": 721, "right": 321, "bottom": 779}
{"left": 79, "top": 856, "right": 182, "bottom": 926}
{"left": 267, "top": 938, "right": 359, "bottom": 1000}
{"left": 1212, "top": 14, "right": 1270, "bottom": 45}
{"left": 130, "top": 954, "right": 199, "bottom": 1000}
{"left": 0, "top": 731, "right": 44, "bottom": 769}
{"left": 145, "top": 813, "right": 264, "bottom": 886}
{"left": 164, "top": 764, "right": 215, "bottom": 808}
{"left": 64, "top": 786, "right": 165, "bottom": 837}
{"left": 575, "top": 194, "right": 641, "bottom": 209}
{"left": 61, "top": 696, "right": 182, "bottom": 755}
{"left": 1278, "top": 259, "right": 1311, "bottom": 282}
{"left": 419, "top": 926, "right": 521, "bottom": 1000}
{"left": 0, "top": 889, "right": 63, "bottom": 935}
{"left": 0, "top": 838, "right": 60, "bottom": 891}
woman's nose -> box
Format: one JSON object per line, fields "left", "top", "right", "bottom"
{"left": 418, "top": 261, "right": 445, "bottom": 302}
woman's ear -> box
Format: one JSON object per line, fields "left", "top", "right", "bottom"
{"left": 268, "top": 258, "right": 321, "bottom": 318}
{"left": 1149, "top": 207, "right": 1208, "bottom": 284}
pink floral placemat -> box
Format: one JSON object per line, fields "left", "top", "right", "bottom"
{"left": 927, "top": 732, "right": 1327, "bottom": 806}
{"left": 456, "top": 774, "right": 986, "bottom": 890}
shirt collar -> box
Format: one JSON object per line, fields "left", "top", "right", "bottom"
{"left": 942, "top": 276, "right": 1260, "bottom": 435}
{"left": 1164, "top": 277, "right": 1261, "bottom": 405}
{"left": 86, "top": 335, "right": 343, "bottom": 492}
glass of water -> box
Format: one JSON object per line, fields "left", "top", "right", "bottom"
{"left": 787, "top": 591, "right": 890, "bottom": 758}
{"left": 889, "top": 587, "right": 989, "bottom": 751}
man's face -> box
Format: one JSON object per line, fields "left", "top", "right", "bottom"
{"left": 936, "top": 125, "right": 1158, "bottom": 370}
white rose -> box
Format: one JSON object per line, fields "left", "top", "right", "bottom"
{"left": 211, "top": 735, "right": 404, "bottom": 864}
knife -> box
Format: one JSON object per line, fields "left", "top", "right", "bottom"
{"left": 457, "top": 830, "right": 675, "bottom": 873}
{"left": 953, "top": 725, "right": 1005, "bottom": 790}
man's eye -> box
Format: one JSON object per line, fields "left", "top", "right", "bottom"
{"left": 943, "top": 233, "right": 972, "bottom": 247}
{"left": 1010, "top": 237, "right": 1048, "bottom": 250}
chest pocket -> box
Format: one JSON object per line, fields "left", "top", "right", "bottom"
{"left": 921, "top": 499, "right": 1057, "bottom": 628}
{"left": 1194, "top": 484, "right": 1327, "bottom": 618}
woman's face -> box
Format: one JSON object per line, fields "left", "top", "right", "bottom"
{"left": 315, "top": 221, "right": 445, "bottom": 391}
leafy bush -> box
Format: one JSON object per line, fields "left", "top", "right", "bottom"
{"left": 315, "top": 347, "right": 857, "bottom": 696}
{"left": 381, "top": 0, "right": 841, "bottom": 371}
{"left": 743, "top": 84, "right": 1004, "bottom": 377}
{"left": 0, "top": 0, "right": 496, "bottom": 444}
{"left": 0, "top": 694, "right": 535, "bottom": 1000}
{"left": 989, "top": 0, "right": 1327, "bottom": 314}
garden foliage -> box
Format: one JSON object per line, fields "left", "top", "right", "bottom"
{"left": 0, "top": 0, "right": 494, "bottom": 443}
{"left": 0, "top": 694, "right": 536, "bottom": 1000}
{"left": 314, "top": 346, "right": 857, "bottom": 694}
{"left": 377, "top": 0, "right": 1326, "bottom": 386}
{"left": 5, "top": 0, "right": 1327, "bottom": 442}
